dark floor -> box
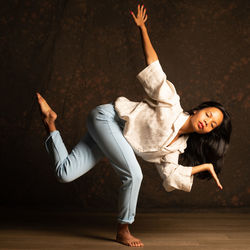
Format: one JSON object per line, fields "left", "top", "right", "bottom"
{"left": 0, "top": 207, "right": 250, "bottom": 250}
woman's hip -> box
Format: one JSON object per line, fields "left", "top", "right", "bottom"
{"left": 87, "top": 102, "right": 125, "bottom": 129}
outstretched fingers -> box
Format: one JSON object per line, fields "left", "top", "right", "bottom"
{"left": 130, "top": 11, "right": 136, "bottom": 21}
{"left": 214, "top": 177, "right": 223, "bottom": 190}
{"left": 209, "top": 164, "right": 223, "bottom": 190}
{"left": 139, "top": 4, "right": 147, "bottom": 19}
{"left": 137, "top": 4, "right": 140, "bottom": 16}
{"left": 130, "top": 4, "right": 148, "bottom": 27}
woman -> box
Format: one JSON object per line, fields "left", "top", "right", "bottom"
{"left": 37, "top": 4, "right": 232, "bottom": 248}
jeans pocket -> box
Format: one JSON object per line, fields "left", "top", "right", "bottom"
{"left": 95, "top": 103, "right": 114, "bottom": 119}
{"left": 95, "top": 107, "right": 115, "bottom": 121}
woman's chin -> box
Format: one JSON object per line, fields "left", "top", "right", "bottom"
{"left": 195, "top": 128, "right": 206, "bottom": 134}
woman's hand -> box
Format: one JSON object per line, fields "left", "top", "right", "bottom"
{"left": 130, "top": 4, "right": 158, "bottom": 65}
{"left": 130, "top": 4, "right": 148, "bottom": 28}
{"left": 207, "top": 163, "right": 223, "bottom": 190}
{"left": 191, "top": 163, "right": 223, "bottom": 190}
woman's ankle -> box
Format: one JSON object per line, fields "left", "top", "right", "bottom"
{"left": 48, "top": 123, "right": 56, "bottom": 133}
{"left": 117, "top": 223, "right": 129, "bottom": 233}
{"left": 44, "top": 121, "right": 56, "bottom": 135}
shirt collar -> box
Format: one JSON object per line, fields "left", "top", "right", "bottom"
{"left": 166, "top": 112, "right": 190, "bottom": 151}
{"left": 173, "top": 112, "right": 190, "bottom": 132}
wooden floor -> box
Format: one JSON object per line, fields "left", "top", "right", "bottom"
{"left": 0, "top": 207, "right": 250, "bottom": 250}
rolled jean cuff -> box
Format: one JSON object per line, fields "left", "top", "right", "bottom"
{"left": 44, "top": 130, "right": 60, "bottom": 152}
{"left": 117, "top": 217, "right": 135, "bottom": 225}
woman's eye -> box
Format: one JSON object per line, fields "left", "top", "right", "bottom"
{"left": 206, "top": 112, "right": 212, "bottom": 117}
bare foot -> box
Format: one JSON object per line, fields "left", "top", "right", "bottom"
{"left": 36, "top": 92, "right": 57, "bottom": 134}
{"left": 116, "top": 224, "right": 144, "bottom": 247}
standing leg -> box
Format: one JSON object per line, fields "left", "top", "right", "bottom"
{"left": 87, "top": 103, "right": 144, "bottom": 247}
{"left": 37, "top": 93, "right": 104, "bottom": 182}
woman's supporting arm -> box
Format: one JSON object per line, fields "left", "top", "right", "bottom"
{"left": 131, "top": 4, "right": 158, "bottom": 65}
{"left": 192, "top": 163, "right": 223, "bottom": 190}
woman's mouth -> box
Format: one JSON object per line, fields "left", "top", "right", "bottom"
{"left": 198, "top": 121, "right": 204, "bottom": 129}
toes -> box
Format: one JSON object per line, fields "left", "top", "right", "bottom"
{"left": 129, "top": 241, "right": 143, "bottom": 247}
{"left": 36, "top": 92, "right": 42, "bottom": 101}
{"left": 37, "top": 93, "right": 47, "bottom": 105}
{"left": 116, "top": 236, "right": 144, "bottom": 247}
{"left": 137, "top": 241, "right": 144, "bottom": 247}
{"left": 129, "top": 241, "right": 135, "bottom": 247}
{"left": 36, "top": 94, "right": 44, "bottom": 104}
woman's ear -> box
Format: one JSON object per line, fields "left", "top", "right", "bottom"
{"left": 193, "top": 110, "right": 197, "bottom": 114}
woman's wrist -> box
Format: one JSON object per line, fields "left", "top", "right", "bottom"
{"left": 205, "top": 163, "right": 213, "bottom": 171}
{"left": 191, "top": 163, "right": 210, "bottom": 175}
{"left": 139, "top": 24, "right": 147, "bottom": 30}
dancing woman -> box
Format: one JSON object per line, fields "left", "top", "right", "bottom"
{"left": 37, "top": 4, "right": 232, "bottom": 248}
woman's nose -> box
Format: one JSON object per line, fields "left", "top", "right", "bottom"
{"left": 204, "top": 118, "right": 212, "bottom": 127}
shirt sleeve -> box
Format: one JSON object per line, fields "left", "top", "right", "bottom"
{"left": 136, "top": 60, "right": 180, "bottom": 105}
{"left": 155, "top": 151, "right": 194, "bottom": 192}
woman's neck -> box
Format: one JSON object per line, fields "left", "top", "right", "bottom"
{"left": 178, "top": 116, "right": 194, "bottom": 135}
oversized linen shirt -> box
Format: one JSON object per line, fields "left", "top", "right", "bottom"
{"left": 114, "top": 60, "right": 194, "bottom": 192}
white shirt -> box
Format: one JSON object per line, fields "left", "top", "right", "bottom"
{"left": 114, "top": 60, "right": 194, "bottom": 192}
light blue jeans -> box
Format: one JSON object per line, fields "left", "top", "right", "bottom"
{"left": 45, "top": 103, "right": 143, "bottom": 224}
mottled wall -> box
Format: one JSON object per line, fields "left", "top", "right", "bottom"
{"left": 1, "top": 0, "right": 249, "bottom": 211}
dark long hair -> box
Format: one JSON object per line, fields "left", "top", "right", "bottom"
{"left": 178, "top": 101, "right": 232, "bottom": 180}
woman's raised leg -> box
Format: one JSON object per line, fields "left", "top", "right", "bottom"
{"left": 36, "top": 93, "right": 104, "bottom": 182}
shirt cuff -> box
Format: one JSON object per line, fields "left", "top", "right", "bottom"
{"left": 163, "top": 165, "right": 194, "bottom": 193}
{"left": 136, "top": 60, "right": 162, "bottom": 82}
{"left": 178, "top": 165, "right": 194, "bottom": 192}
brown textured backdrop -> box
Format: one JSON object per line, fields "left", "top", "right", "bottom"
{"left": 0, "top": 0, "right": 249, "bottom": 211}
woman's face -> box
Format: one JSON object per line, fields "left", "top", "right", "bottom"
{"left": 190, "top": 107, "right": 224, "bottom": 134}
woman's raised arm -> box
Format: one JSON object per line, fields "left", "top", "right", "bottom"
{"left": 130, "top": 4, "right": 158, "bottom": 65}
